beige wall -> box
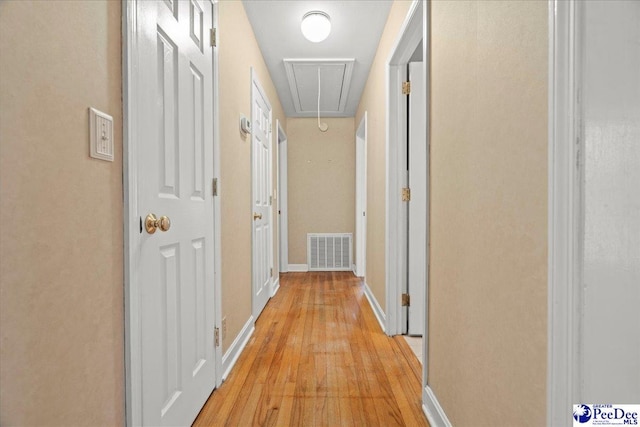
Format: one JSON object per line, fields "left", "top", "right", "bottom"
{"left": 355, "top": 0, "right": 413, "bottom": 311}
{"left": 286, "top": 118, "right": 356, "bottom": 265}
{"left": 429, "top": 1, "right": 548, "bottom": 425}
{"left": 0, "top": 1, "right": 124, "bottom": 425}
{"left": 218, "top": 1, "right": 286, "bottom": 351}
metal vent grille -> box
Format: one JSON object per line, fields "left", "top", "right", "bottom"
{"left": 307, "top": 233, "right": 352, "bottom": 271}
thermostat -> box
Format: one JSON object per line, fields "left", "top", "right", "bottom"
{"left": 240, "top": 115, "right": 252, "bottom": 135}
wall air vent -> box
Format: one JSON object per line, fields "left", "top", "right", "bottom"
{"left": 307, "top": 233, "right": 352, "bottom": 271}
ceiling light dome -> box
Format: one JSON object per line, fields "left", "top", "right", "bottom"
{"left": 301, "top": 11, "right": 331, "bottom": 43}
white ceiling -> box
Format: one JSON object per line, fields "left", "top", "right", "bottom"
{"left": 243, "top": 0, "right": 393, "bottom": 118}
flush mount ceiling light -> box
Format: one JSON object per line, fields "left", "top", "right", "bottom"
{"left": 301, "top": 11, "right": 331, "bottom": 43}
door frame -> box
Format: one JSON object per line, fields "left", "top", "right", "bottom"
{"left": 385, "top": 0, "right": 424, "bottom": 337}
{"left": 355, "top": 112, "right": 368, "bottom": 277}
{"left": 385, "top": 0, "right": 443, "bottom": 422}
{"left": 122, "top": 1, "right": 223, "bottom": 425}
{"left": 547, "top": 0, "right": 583, "bottom": 425}
{"left": 277, "top": 120, "right": 288, "bottom": 274}
{"left": 250, "top": 67, "right": 273, "bottom": 320}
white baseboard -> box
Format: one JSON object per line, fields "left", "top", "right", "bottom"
{"left": 271, "top": 277, "right": 280, "bottom": 297}
{"left": 352, "top": 263, "right": 357, "bottom": 275}
{"left": 422, "top": 385, "right": 452, "bottom": 427}
{"left": 288, "top": 264, "right": 308, "bottom": 272}
{"left": 222, "top": 315, "right": 254, "bottom": 380}
{"left": 362, "top": 281, "right": 386, "bottom": 332}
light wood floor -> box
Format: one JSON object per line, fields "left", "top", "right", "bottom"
{"left": 193, "top": 272, "right": 428, "bottom": 426}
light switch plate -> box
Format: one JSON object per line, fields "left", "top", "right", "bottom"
{"left": 89, "top": 107, "right": 114, "bottom": 161}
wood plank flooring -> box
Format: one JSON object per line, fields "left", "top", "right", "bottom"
{"left": 193, "top": 272, "right": 428, "bottom": 427}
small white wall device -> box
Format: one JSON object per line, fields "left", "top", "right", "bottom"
{"left": 240, "top": 114, "right": 252, "bottom": 135}
{"left": 89, "top": 107, "right": 114, "bottom": 161}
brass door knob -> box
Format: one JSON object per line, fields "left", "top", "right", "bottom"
{"left": 253, "top": 212, "right": 262, "bottom": 220}
{"left": 145, "top": 213, "right": 171, "bottom": 234}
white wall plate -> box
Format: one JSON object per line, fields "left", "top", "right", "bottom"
{"left": 89, "top": 107, "right": 114, "bottom": 161}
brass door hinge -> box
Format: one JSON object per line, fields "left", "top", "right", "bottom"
{"left": 402, "top": 293, "right": 410, "bottom": 307}
{"left": 402, "top": 187, "right": 411, "bottom": 201}
{"left": 214, "top": 327, "right": 220, "bottom": 347}
{"left": 212, "top": 178, "right": 218, "bottom": 196}
{"left": 402, "top": 81, "right": 411, "bottom": 95}
{"left": 210, "top": 28, "right": 217, "bottom": 47}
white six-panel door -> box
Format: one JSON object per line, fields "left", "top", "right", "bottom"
{"left": 136, "top": 1, "right": 216, "bottom": 425}
{"left": 252, "top": 72, "right": 273, "bottom": 319}
{"left": 581, "top": 0, "right": 640, "bottom": 403}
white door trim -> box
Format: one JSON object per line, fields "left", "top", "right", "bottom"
{"left": 420, "top": 0, "right": 430, "bottom": 403}
{"left": 123, "top": 3, "right": 141, "bottom": 423}
{"left": 277, "top": 120, "right": 288, "bottom": 274}
{"left": 210, "top": 0, "right": 223, "bottom": 391}
{"left": 385, "top": 1, "right": 442, "bottom": 424}
{"left": 385, "top": 0, "right": 423, "bottom": 337}
{"left": 122, "top": 1, "right": 222, "bottom": 425}
{"left": 547, "top": 1, "right": 582, "bottom": 425}
{"left": 355, "top": 112, "right": 368, "bottom": 278}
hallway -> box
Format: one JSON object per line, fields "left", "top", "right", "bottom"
{"left": 193, "top": 272, "right": 428, "bottom": 426}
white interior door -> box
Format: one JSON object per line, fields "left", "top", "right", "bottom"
{"left": 135, "top": 0, "right": 216, "bottom": 425}
{"left": 278, "top": 126, "right": 289, "bottom": 273}
{"left": 581, "top": 0, "right": 640, "bottom": 403}
{"left": 407, "top": 61, "right": 426, "bottom": 336}
{"left": 355, "top": 113, "right": 368, "bottom": 278}
{"left": 252, "top": 71, "right": 272, "bottom": 318}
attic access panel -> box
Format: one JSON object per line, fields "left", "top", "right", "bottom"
{"left": 283, "top": 59, "right": 355, "bottom": 115}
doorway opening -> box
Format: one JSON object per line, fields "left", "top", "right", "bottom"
{"left": 384, "top": 0, "right": 439, "bottom": 419}
{"left": 355, "top": 112, "right": 368, "bottom": 278}
{"left": 385, "top": 0, "right": 425, "bottom": 338}
{"left": 277, "top": 120, "right": 289, "bottom": 274}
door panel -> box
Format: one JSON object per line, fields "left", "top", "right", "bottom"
{"left": 252, "top": 76, "right": 272, "bottom": 318}
{"left": 190, "top": 65, "right": 205, "bottom": 200}
{"left": 407, "top": 61, "right": 426, "bottom": 336}
{"left": 189, "top": 238, "right": 206, "bottom": 375}
{"left": 157, "top": 29, "right": 179, "bottom": 198}
{"left": 581, "top": 0, "right": 640, "bottom": 403}
{"left": 136, "top": 1, "right": 215, "bottom": 425}
{"left": 158, "top": 242, "right": 181, "bottom": 416}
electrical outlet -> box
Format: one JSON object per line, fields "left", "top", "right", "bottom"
{"left": 222, "top": 317, "right": 227, "bottom": 340}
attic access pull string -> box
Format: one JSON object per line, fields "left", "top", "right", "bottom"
{"left": 317, "top": 68, "right": 328, "bottom": 132}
